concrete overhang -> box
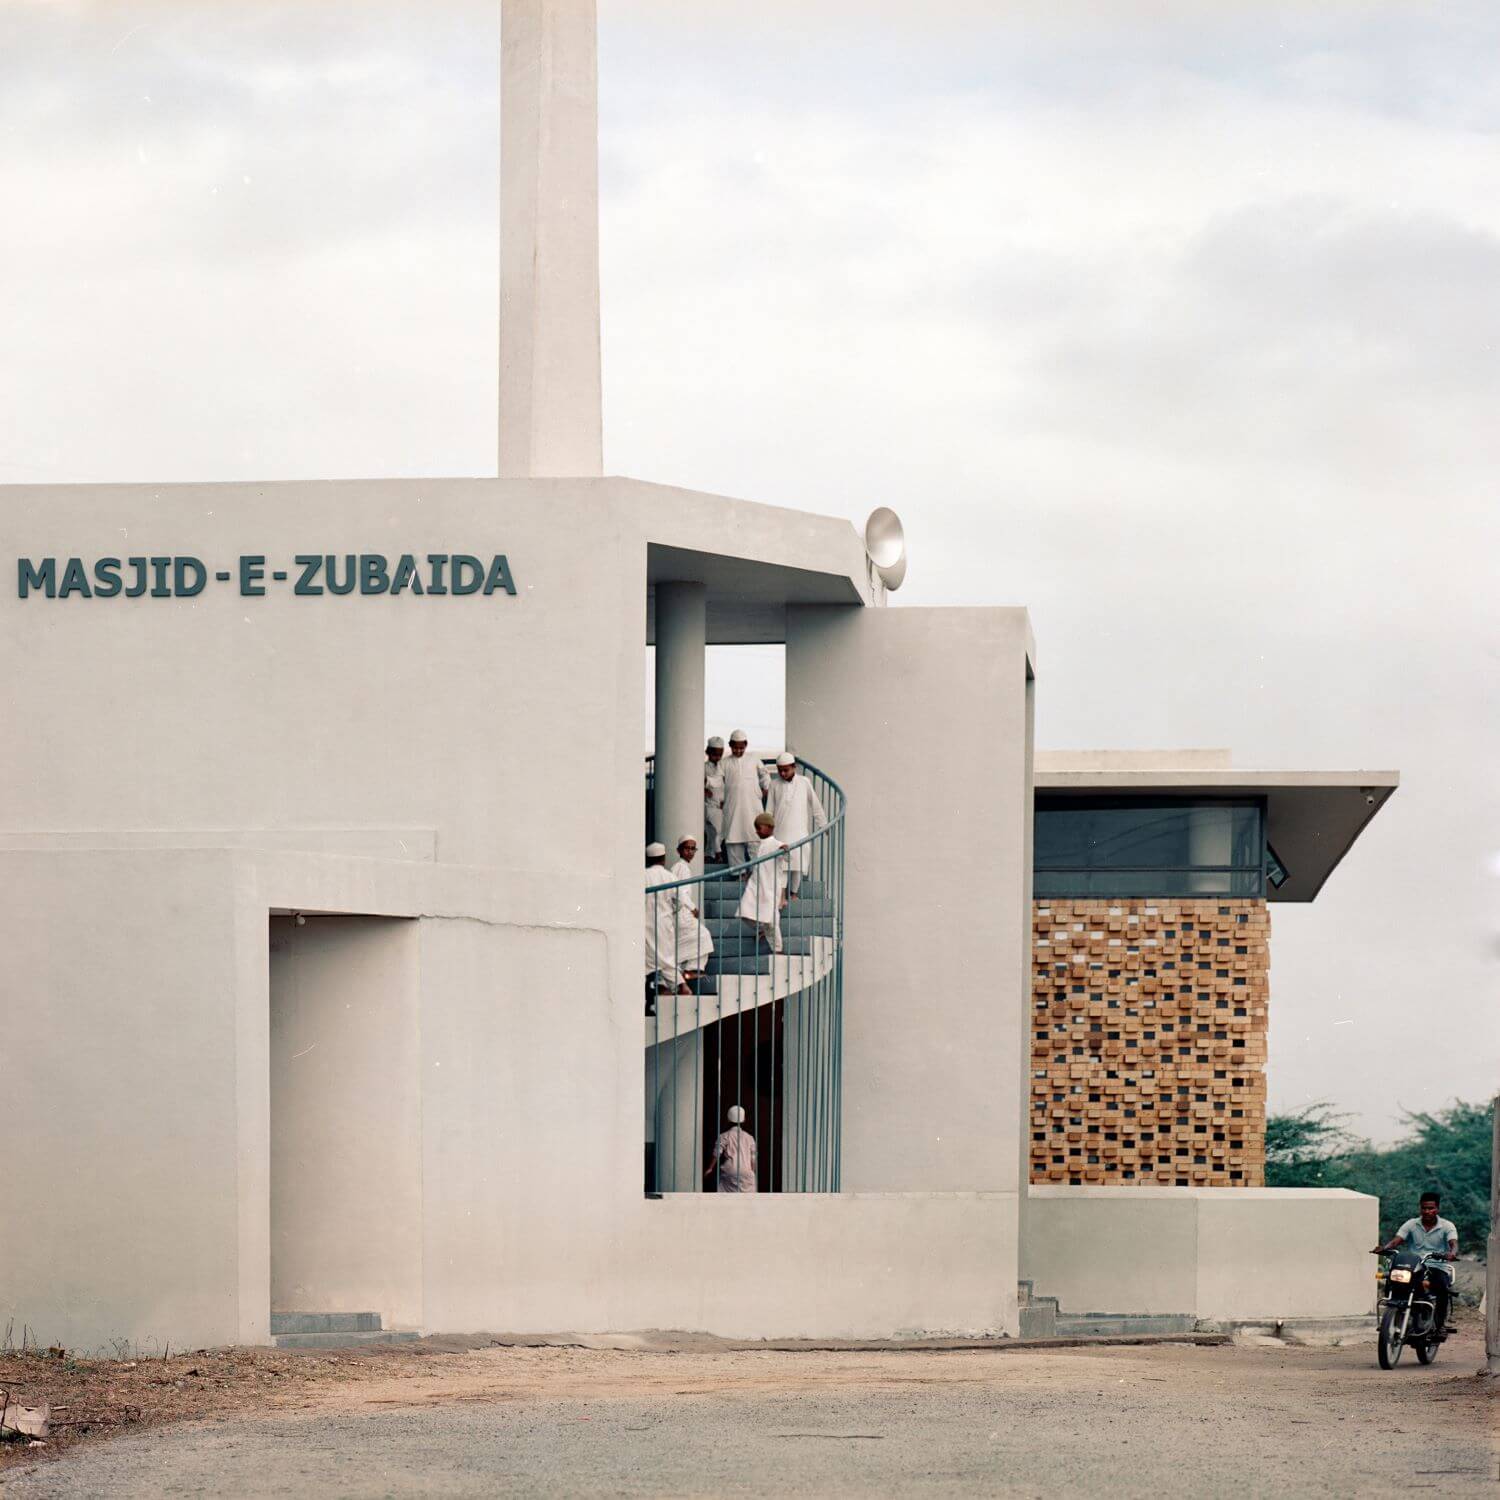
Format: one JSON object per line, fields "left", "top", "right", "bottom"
{"left": 624, "top": 477, "right": 874, "bottom": 646}
{"left": 1033, "top": 762, "right": 1400, "bottom": 903}
{"left": 646, "top": 548, "right": 868, "bottom": 645}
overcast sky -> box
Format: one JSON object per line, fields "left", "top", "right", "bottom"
{"left": 3, "top": 0, "right": 1496, "bottom": 1140}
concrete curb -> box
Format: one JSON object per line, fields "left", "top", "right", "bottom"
{"left": 468, "top": 1332, "right": 1232, "bottom": 1355}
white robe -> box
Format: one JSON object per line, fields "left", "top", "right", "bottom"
{"left": 708, "top": 1125, "right": 757, "bottom": 1193}
{"left": 766, "top": 773, "right": 828, "bottom": 878}
{"left": 721, "top": 753, "right": 769, "bottom": 847}
{"left": 668, "top": 859, "right": 715, "bottom": 972}
{"left": 644, "top": 865, "right": 681, "bottom": 986}
{"left": 703, "top": 759, "right": 726, "bottom": 857}
{"left": 736, "top": 836, "right": 787, "bottom": 952}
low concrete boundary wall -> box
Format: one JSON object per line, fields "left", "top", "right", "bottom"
{"left": 629, "top": 1192, "right": 1019, "bottom": 1340}
{"left": 1023, "top": 1187, "right": 1377, "bottom": 1323}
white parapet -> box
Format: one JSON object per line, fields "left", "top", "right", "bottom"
{"left": 1022, "top": 1186, "right": 1380, "bottom": 1324}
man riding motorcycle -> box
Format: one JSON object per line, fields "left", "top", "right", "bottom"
{"left": 1379, "top": 1191, "right": 1458, "bottom": 1335}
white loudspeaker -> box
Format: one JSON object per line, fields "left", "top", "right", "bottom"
{"left": 863, "top": 507, "right": 908, "bottom": 591}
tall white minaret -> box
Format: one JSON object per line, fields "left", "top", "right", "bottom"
{"left": 499, "top": 0, "right": 604, "bottom": 478}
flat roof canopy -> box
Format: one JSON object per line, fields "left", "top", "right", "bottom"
{"left": 646, "top": 553, "right": 865, "bottom": 645}
{"left": 625, "top": 476, "right": 875, "bottom": 645}
{"left": 1033, "top": 763, "right": 1400, "bottom": 903}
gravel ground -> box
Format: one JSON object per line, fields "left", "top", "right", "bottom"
{"left": 4, "top": 1331, "right": 1494, "bottom": 1498}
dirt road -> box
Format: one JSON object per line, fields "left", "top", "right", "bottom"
{"left": 4, "top": 1331, "right": 1495, "bottom": 1497}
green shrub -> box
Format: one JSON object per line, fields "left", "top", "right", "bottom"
{"left": 1265, "top": 1098, "right": 1493, "bottom": 1250}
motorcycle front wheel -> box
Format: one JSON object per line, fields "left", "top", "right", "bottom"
{"left": 1415, "top": 1338, "right": 1439, "bottom": 1365}
{"left": 1378, "top": 1306, "right": 1408, "bottom": 1369}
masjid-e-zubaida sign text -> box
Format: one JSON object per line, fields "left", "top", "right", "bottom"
{"left": 16, "top": 553, "right": 517, "bottom": 600}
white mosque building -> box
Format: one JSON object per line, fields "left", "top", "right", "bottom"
{"left": 0, "top": 1, "right": 1391, "bottom": 1352}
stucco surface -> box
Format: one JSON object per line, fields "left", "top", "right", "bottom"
{"left": 0, "top": 478, "right": 641, "bottom": 875}
{"left": 0, "top": 484, "right": 1037, "bottom": 1349}
{"left": 1022, "top": 1187, "right": 1378, "bottom": 1321}
{"left": 413, "top": 914, "right": 623, "bottom": 1336}
{"left": 786, "top": 606, "right": 1035, "bottom": 1199}
{"left": 623, "top": 1193, "right": 1017, "bottom": 1339}
{"left": 269, "top": 916, "right": 423, "bottom": 1329}
{"left": 0, "top": 851, "right": 248, "bottom": 1352}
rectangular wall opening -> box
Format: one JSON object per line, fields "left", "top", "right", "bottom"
{"left": 269, "top": 914, "right": 422, "bottom": 1333}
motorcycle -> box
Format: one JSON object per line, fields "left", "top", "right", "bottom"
{"left": 1370, "top": 1247, "right": 1448, "bottom": 1369}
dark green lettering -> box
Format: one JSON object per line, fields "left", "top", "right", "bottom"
{"left": 360, "top": 555, "right": 390, "bottom": 594}
{"left": 18, "top": 558, "right": 55, "bottom": 598}
{"left": 426, "top": 554, "right": 449, "bottom": 595}
{"left": 58, "top": 557, "right": 93, "bottom": 599}
{"left": 240, "top": 555, "right": 266, "bottom": 596}
{"left": 390, "top": 554, "right": 424, "bottom": 595}
{"left": 451, "top": 554, "right": 482, "bottom": 596}
{"left": 94, "top": 557, "right": 122, "bottom": 597}
{"left": 482, "top": 554, "right": 517, "bottom": 596}
{"left": 125, "top": 557, "right": 149, "bottom": 597}
{"left": 150, "top": 557, "right": 172, "bottom": 598}
{"left": 325, "top": 555, "right": 356, "bottom": 596}
{"left": 293, "top": 556, "right": 322, "bottom": 596}
{"left": 174, "top": 557, "right": 206, "bottom": 597}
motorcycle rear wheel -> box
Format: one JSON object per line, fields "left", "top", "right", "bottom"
{"left": 1415, "top": 1338, "right": 1439, "bottom": 1365}
{"left": 1378, "top": 1306, "right": 1407, "bottom": 1370}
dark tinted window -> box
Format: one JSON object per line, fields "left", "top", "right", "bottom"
{"left": 1035, "top": 798, "right": 1265, "bottom": 897}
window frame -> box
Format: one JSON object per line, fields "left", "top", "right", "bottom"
{"left": 1032, "top": 794, "right": 1268, "bottom": 899}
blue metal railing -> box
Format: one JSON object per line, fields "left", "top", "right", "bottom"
{"left": 644, "top": 754, "right": 845, "bottom": 1195}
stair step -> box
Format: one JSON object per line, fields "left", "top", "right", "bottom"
{"left": 271, "top": 1311, "right": 382, "bottom": 1335}
{"left": 1019, "top": 1305, "right": 1057, "bottom": 1339}
{"left": 704, "top": 899, "right": 832, "bottom": 921}
{"left": 700, "top": 875, "right": 828, "bottom": 893}
{"left": 711, "top": 942, "right": 816, "bottom": 970}
{"left": 1055, "top": 1314, "right": 1196, "bottom": 1337}
{"left": 710, "top": 955, "right": 774, "bottom": 976}
{"left": 273, "top": 1330, "right": 421, "bottom": 1350}
{"left": 705, "top": 917, "right": 834, "bottom": 940}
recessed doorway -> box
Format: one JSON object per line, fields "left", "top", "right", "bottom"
{"left": 268, "top": 914, "right": 422, "bottom": 1332}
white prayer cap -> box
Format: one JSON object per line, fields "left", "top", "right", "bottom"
{"left": 776, "top": 752, "right": 796, "bottom": 767}
{"left": 728, "top": 1105, "right": 746, "bottom": 1124}
{"left": 676, "top": 834, "right": 698, "bottom": 849}
{"left": 706, "top": 736, "right": 725, "bottom": 749}
{"left": 645, "top": 842, "right": 667, "bottom": 858}
{"left": 729, "top": 729, "right": 748, "bottom": 743}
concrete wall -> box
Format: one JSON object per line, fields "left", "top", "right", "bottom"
{"left": 0, "top": 851, "right": 250, "bottom": 1352}
{"left": 785, "top": 606, "right": 1035, "bottom": 1197}
{"left": 269, "top": 916, "right": 422, "bottom": 1330}
{"left": 0, "top": 841, "right": 1020, "bottom": 1346}
{"left": 0, "top": 478, "right": 643, "bottom": 876}
{"left": 1022, "top": 1187, "right": 1378, "bottom": 1322}
{"left": 0, "top": 477, "right": 1030, "bottom": 1349}
{"left": 624, "top": 1194, "right": 1015, "bottom": 1340}
{"left": 413, "top": 915, "right": 624, "bottom": 1335}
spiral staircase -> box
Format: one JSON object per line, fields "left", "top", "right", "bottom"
{"left": 644, "top": 757, "right": 845, "bottom": 1194}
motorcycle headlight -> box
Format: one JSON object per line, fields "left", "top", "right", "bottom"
{"left": 1388, "top": 1268, "right": 1412, "bottom": 1283}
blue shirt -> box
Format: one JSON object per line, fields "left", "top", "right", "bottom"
{"left": 1394, "top": 1216, "right": 1457, "bottom": 1257}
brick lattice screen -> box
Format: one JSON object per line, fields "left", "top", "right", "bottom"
{"left": 1029, "top": 899, "right": 1269, "bottom": 1186}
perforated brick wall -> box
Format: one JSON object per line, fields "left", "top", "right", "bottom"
{"left": 1029, "top": 898, "right": 1269, "bottom": 1186}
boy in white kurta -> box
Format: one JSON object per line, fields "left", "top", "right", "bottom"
{"left": 668, "top": 835, "right": 714, "bottom": 978}
{"left": 765, "top": 754, "right": 827, "bottom": 896}
{"left": 644, "top": 844, "right": 686, "bottom": 995}
{"left": 736, "top": 812, "right": 787, "bottom": 954}
{"left": 705, "top": 1104, "right": 758, "bottom": 1193}
{"left": 720, "top": 731, "right": 769, "bottom": 867}
{"left": 703, "top": 738, "right": 727, "bottom": 861}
